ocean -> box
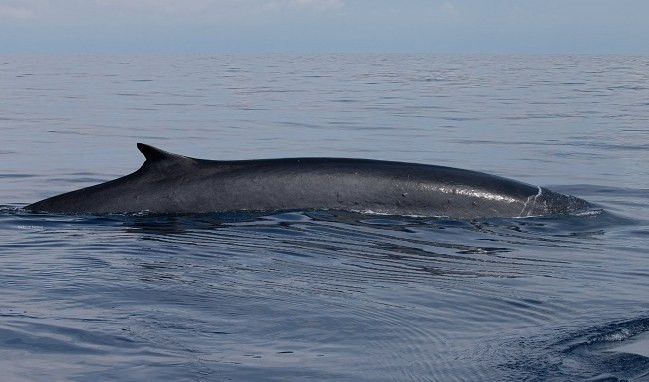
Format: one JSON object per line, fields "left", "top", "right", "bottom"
{"left": 1, "top": 54, "right": 649, "bottom": 381}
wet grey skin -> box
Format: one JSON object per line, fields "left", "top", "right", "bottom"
{"left": 25, "top": 143, "right": 590, "bottom": 219}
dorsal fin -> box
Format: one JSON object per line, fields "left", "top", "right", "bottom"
{"left": 137, "top": 143, "right": 191, "bottom": 164}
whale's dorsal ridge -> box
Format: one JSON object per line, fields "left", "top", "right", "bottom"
{"left": 137, "top": 143, "right": 192, "bottom": 165}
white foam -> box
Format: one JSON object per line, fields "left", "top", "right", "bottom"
{"left": 606, "top": 332, "right": 649, "bottom": 358}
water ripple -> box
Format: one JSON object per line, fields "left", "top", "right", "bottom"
{"left": 2, "top": 54, "right": 649, "bottom": 381}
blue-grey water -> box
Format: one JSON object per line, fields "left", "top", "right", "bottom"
{"left": 1, "top": 54, "right": 649, "bottom": 381}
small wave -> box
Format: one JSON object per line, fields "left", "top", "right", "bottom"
{"left": 561, "top": 318, "right": 649, "bottom": 353}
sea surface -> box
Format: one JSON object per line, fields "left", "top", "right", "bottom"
{"left": 1, "top": 54, "right": 649, "bottom": 381}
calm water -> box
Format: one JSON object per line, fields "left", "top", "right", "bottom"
{"left": 1, "top": 55, "right": 649, "bottom": 381}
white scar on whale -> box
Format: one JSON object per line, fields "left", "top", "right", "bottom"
{"left": 519, "top": 186, "right": 543, "bottom": 217}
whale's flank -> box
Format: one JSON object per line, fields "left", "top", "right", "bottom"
{"left": 25, "top": 143, "right": 590, "bottom": 219}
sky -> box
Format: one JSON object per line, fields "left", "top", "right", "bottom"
{"left": 1, "top": 0, "right": 648, "bottom": 54}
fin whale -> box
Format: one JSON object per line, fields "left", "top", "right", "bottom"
{"left": 25, "top": 143, "right": 590, "bottom": 218}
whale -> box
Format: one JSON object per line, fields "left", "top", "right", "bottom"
{"left": 25, "top": 143, "right": 590, "bottom": 219}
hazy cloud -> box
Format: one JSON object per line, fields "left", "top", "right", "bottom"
{"left": 0, "top": 0, "right": 344, "bottom": 23}
{"left": 0, "top": 4, "right": 34, "bottom": 19}
{"left": 289, "top": 0, "right": 344, "bottom": 11}
{"left": 1, "top": 0, "right": 648, "bottom": 53}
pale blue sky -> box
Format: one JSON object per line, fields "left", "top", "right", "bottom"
{"left": 1, "top": 0, "right": 648, "bottom": 53}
